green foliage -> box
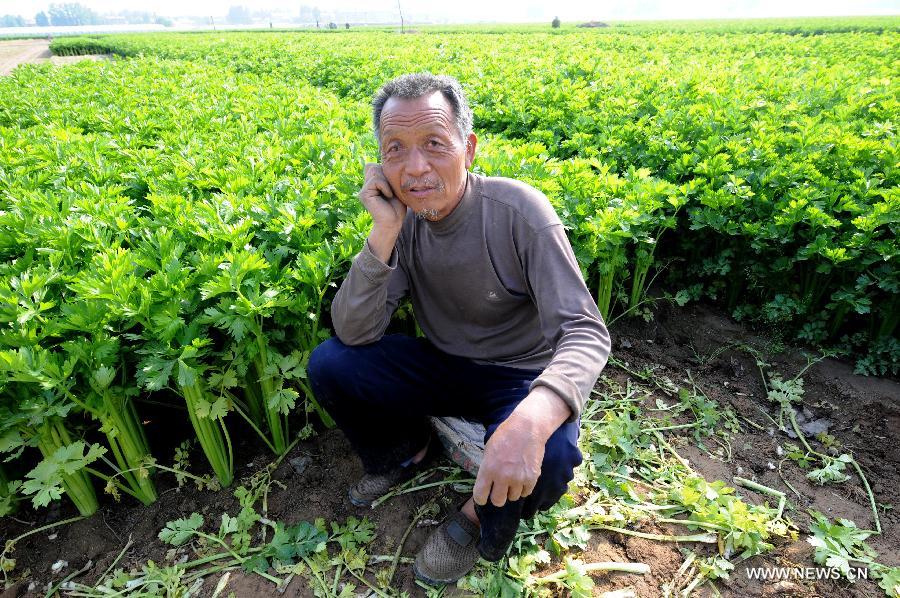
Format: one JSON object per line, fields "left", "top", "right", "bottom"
{"left": 159, "top": 513, "right": 205, "bottom": 547}
{"left": 1, "top": 16, "right": 897, "bottom": 574}
{"left": 247, "top": 520, "right": 329, "bottom": 572}
{"left": 0, "top": 468, "right": 18, "bottom": 517}
{"left": 806, "top": 453, "right": 852, "bottom": 485}
{"left": 807, "top": 511, "right": 900, "bottom": 595}
{"left": 49, "top": 37, "right": 119, "bottom": 56}
{"left": 880, "top": 567, "right": 900, "bottom": 598}
{"left": 48, "top": 23, "right": 897, "bottom": 367}
{"left": 0, "top": 55, "right": 369, "bottom": 504}
{"left": 59, "top": 468, "right": 383, "bottom": 596}
{"left": 667, "top": 476, "right": 779, "bottom": 558}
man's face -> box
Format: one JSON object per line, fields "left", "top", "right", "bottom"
{"left": 378, "top": 91, "right": 477, "bottom": 221}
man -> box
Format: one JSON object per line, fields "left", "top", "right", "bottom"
{"left": 308, "top": 73, "right": 610, "bottom": 584}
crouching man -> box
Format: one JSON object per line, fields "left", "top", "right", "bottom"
{"left": 308, "top": 73, "right": 610, "bottom": 584}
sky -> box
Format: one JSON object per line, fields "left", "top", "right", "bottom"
{"left": 3, "top": 0, "right": 898, "bottom": 21}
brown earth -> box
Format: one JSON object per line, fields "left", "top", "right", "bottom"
{"left": 584, "top": 304, "right": 899, "bottom": 597}
{"left": 0, "top": 39, "right": 108, "bottom": 76}
{"left": 1, "top": 302, "right": 897, "bottom": 597}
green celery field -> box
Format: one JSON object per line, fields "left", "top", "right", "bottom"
{"left": 47, "top": 24, "right": 899, "bottom": 368}
{"left": 1, "top": 60, "right": 376, "bottom": 503}
{"left": 0, "top": 18, "right": 898, "bottom": 597}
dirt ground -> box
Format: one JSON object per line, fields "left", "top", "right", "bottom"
{"left": 1, "top": 302, "right": 897, "bottom": 597}
{"left": 0, "top": 39, "right": 108, "bottom": 76}
{"left": 584, "top": 304, "right": 899, "bottom": 597}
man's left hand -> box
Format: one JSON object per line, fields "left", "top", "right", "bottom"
{"left": 473, "top": 414, "right": 545, "bottom": 507}
{"left": 472, "top": 387, "right": 571, "bottom": 508}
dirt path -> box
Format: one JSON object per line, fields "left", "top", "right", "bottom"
{"left": 0, "top": 38, "right": 108, "bottom": 75}
{"left": 0, "top": 39, "right": 51, "bottom": 75}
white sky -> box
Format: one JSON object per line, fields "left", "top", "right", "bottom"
{"left": 2, "top": 0, "right": 898, "bottom": 21}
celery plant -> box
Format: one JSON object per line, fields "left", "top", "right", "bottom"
{"left": 0, "top": 386, "right": 101, "bottom": 517}
{"left": 199, "top": 249, "right": 292, "bottom": 455}
{"left": 0, "top": 463, "right": 17, "bottom": 516}
{"left": 62, "top": 336, "right": 157, "bottom": 505}
{"left": 34, "top": 419, "right": 103, "bottom": 516}
{"left": 137, "top": 331, "right": 235, "bottom": 488}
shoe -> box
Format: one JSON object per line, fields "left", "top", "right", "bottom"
{"left": 348, "top": 439, "right": 433, "bottom": 507}
{"left": 348, "top": 463, "right": 422, "bottom": 507}
{"left": 413, "top": 510, "right": 481, "bottom": 585}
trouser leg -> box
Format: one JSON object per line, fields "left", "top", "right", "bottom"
{"left": 308, "top": 334, "right": 582, "bottom": 560}
{"left": 474, "top": 417, "right": 582, "bottom": 561}
{"left": 307, "top": 335, "right": 452, "bottom": 474}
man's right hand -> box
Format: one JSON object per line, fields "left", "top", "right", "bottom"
{"left": 360, "top": 163, "right": 406, "bottom": 263}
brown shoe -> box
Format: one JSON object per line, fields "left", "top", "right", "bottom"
{"left": 413, "top": 510, "right": 481, "bottom": 584}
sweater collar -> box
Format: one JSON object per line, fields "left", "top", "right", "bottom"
{"left": 426, "top": 171, "right": 480, "bottom": 236}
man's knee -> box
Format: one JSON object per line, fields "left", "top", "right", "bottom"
{"left": 307, "top": 336, "right": 350, "bottom": 390}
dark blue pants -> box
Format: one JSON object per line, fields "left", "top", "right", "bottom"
{"left": 307, "top": 334, "right": 582, "bottom": 561}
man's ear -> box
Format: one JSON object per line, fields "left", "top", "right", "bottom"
{"left": 465, "top": 133, "right": 478, "bottom": 169}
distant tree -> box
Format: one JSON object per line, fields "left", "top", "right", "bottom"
{"left": 327, "top": 21, "right": 337, "bottom": 29}
{"left": 35, "top": 11, "right": 50, "bottom": 26}
{"left": 119, "top": 10, "right": 153, "bottom": 24}
{"left": 226, "top": 5, "right": 252, "bottom": 24}
{"left": 1, "top": 14, "right": 26, "bottom": 27}
{"left": 345, "top": 22, "right": 350, "bottom": 29}
{"left": 552, "top": 16, "right": 560, "bottom": 28}
{"left": 50, "top": 3, "right": 100, "bottom": 25}
{"left": 0, "top": 15, "right": 25, "bottom": 27}
{"left": 47, "top": 3, "right": 103, "bottom": 26}
{"left": 117, "top": 10, "right": 171, "bottom": 26}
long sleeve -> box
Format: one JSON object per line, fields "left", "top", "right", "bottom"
{"left": 330, "top": 239, "right": 409, "bottom": 345}
{"left": 523, "top": 224, "right": 611, "bottom": 422}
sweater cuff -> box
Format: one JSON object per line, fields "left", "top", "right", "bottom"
{"left": 355, "top": 239, "right": 397, "bottom": 283}
{"left": 529, "top": 373, "right": 583, "bottom": 423}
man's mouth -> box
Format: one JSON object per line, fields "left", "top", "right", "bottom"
{"left": 408, "top": 186, "right": 434, "bottom": 196}
{"left": 403, "top": 179, "right": 443, "bottom": 199}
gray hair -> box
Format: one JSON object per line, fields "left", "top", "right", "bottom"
{"left": 372, "top": 73, "right": 473, "bottom": 146}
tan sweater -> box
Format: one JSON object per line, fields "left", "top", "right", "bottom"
{"left": 331, "top": 171, "right": 610, "bottom": 422}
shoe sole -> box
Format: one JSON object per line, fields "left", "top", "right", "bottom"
{"left": 347, "top": 487, "right": 375, "bottom": 508}
{"left": 412, "top": 560, "right": 464, "bottom": 586}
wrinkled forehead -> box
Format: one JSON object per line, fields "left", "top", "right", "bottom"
{"left": 379, "top": 92, "right": 456, "bottom": 138}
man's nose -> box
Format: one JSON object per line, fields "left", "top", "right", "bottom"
{"left": 404, "top": 146, "right": 431, "bottom": 177}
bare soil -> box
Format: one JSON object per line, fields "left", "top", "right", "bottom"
{"left": 1, "top": 302, "right": 897, "bottom": 597}
{"left": 0, "top": 39, "right": 108, "bottom": 76}
{"left": 585, "top": 303, "right": 899, "bottom": 597}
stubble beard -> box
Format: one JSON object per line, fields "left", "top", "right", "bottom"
{"left": 415, "top": 207, "right": 442, "bottom": 221}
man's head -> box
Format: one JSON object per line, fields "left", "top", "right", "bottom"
{"left": 372, "top": 73, "right": 477, "bottom": 221}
